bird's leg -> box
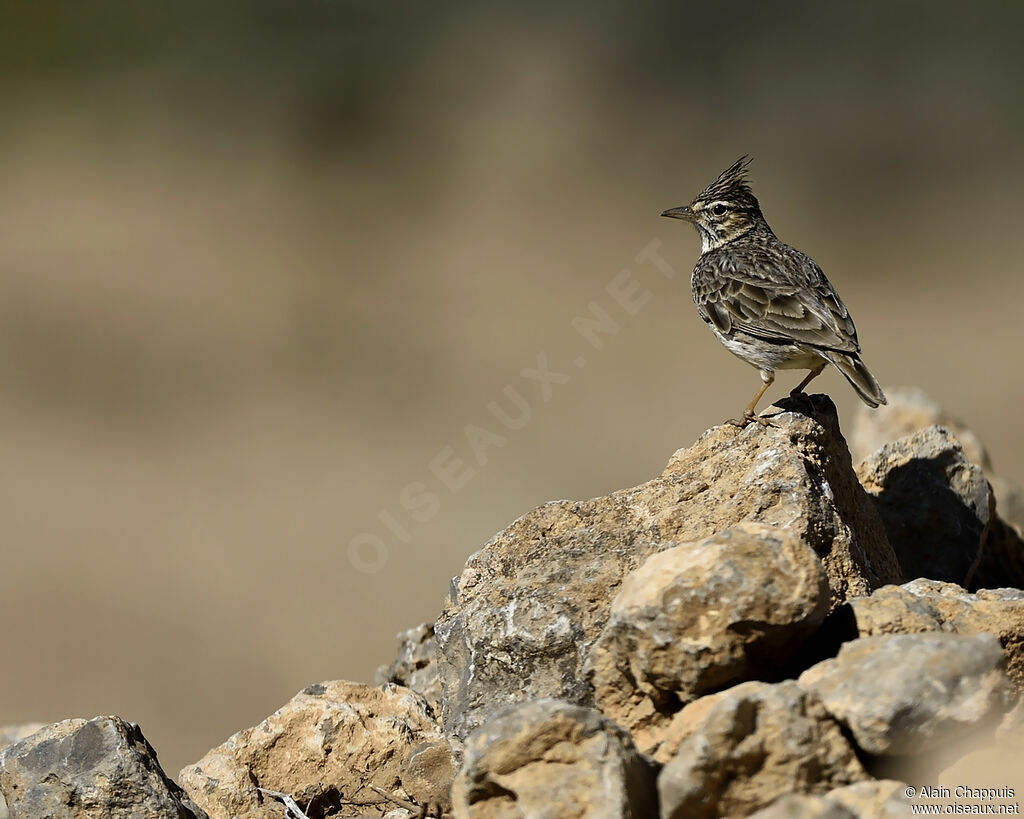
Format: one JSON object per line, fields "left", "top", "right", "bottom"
{"left": 790, "top": 362, "right": 826, "bottom": 398}
{"left": 728, "top": 371, "right": 776, "bottom": 427}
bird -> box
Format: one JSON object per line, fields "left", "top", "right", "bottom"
{"left": 661, "top": 156, "right": 886, "bottom": 426}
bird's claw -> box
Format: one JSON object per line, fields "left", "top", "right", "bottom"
{"left": 727, "top": 412, "right": 776, "bottom": 429}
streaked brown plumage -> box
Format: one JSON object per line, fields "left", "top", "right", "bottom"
{"left": 662, "top": 156, "right": 886, "bottom": 426}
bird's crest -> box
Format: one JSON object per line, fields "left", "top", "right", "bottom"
{"left": 696, "top": 156, "right": 759, "bottom": 210}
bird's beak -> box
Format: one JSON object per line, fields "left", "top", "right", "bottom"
{"left": 660, "top": 205, "right": 693, "bottom": 221}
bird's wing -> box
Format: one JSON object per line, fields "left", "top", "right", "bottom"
{"left": 692, "top": 246, "right": 861, "bottom": 353}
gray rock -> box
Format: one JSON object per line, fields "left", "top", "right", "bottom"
{"left": 847, "top": 579, "right": 1024, "bottom": 693}
{"left": 587, "top": 521, "right": 830, "bottom": 753}
{"left": 452, "top": 699, "right": 656, "bottom": 819}
{"left": 436, "top": 398, "right": 901, "bottom": 738}
{"left": 856, "top": 426, "right": 993, "bottom": 585}
{"left": 798, "top": 633, "right": 1011, "bottom": 756}
{"left": 375, "top": 622, "right": 442, "bottom": 711}
{"left": 0, "top": 716, "right": 207, "bottom": 819}
{"left": 0, "top": 726, "right": 45, "bottom": 819}
{"left": 657, "top": 680, "right": 867, "bottom": 819}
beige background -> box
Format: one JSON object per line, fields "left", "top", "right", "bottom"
{"left": 1, "top": 3, "right": 1022, "bottom": 774}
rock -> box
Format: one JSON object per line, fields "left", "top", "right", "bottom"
{"left": 179, "top": 681, "right": 446, "bottom": 819}
{"left": 972, "top": 514, "right": 1024, "bottom": 591}
{"left": 749, "top": 794, "right": 857, "bottom": 818}
{"left": 587, "top": 521, "right": 830, "bottom": 753}
{"left": 851, "top": 388, "right": 1024, "bottom": 533}
{"left": 436, "top": 396, "right": 901, "bottom": 738}
{"left": 0, "top": 724, "right": 45, "bottom": 819}
{"left": 0, "top": 725, "right": 44, "bottom": 751}
{"left": 856, "top": 426, "right": 993, "bottom": 585}
{"left": 846, "top": 579, "right": 1024, "bottom": 692}
{"left": 375, "top": 622, "right": 442, "bottom": 711}
{"left": 852, "top": 389, "right": 1024, "bottom": 587}
{"left": 749, "top": 781, "right": 915, "bottom": 818}
{"left": 825, "top": 780, "right": 914, "bottom": 818}
{"left": 798, "top": 633, "right": 1010, "bottom": 756}
{"left": 451, "top": 699, "right": 656, "bottom": 819}
{"left": 400, "top": 738, "right": 461, "bottom": 815}
{"left": 0, "top": 716, "right": 207, "bottom": 819}
{"left": 651, "top": 691, "right": 732, "bottom": 765}
{"left": 657, "top": 680, "right": 867, "bottom": 819}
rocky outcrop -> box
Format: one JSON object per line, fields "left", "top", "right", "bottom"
{"left": 451, "top": 699, "right": 656, "bottom": 818}
{"left": 0, "top": 717, "right": 206, "bottom": 819}
{"left": 436, "top": 397, "right": 902, "bottom": 739}
{"left": 7, "top": 388, "right": 1023, "bottom": 817}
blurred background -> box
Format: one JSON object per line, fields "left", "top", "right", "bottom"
{"left": 1, "top": 1, "right": 1022, "bottom": 775}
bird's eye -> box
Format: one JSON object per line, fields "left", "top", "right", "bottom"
{"left": 711, "top": 204, "right": 727, "bottom": 216}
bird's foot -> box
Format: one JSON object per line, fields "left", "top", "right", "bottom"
{"left": 726, "top": 411, "right": 776, "bottom": 429}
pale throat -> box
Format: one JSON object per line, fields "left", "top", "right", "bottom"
{"left": 696, "top": 225, "right": 723, "bottom": 253}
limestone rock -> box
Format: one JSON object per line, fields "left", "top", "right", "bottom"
{"left": 846, "top": 579, "right": 1024, "bottom": 692}
{"left": 588, "top": 521, "right": 830, "bottom": 753}
{"left": 856, "top": 426, "right": 993, "bottom": 585}
{"left": 657, "top": 680, "right": 867, "bottom": 819}
{"left": 436, "top": 396, "right": 901, "bottom": 738}
{"left": 375, "top": 622, "right": 442, "bottom": 711}
{"left": 798, "top": 633, "right": 1011, "bottom": 756}
{"left": 0, "top": 716, "right": 206, "bottom": 819}
{"left": 451, "top": 699, "right": 656, "bottom": 819}
{"left": 179, "top": 681, "right": 445, "bottom": 819}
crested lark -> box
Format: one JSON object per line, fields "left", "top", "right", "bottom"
{"left": 662, "top": 156, "right": 886, "bottom": 426}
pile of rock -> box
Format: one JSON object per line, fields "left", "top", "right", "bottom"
{"left": 3, "top": 388, "right": 1023, "bottom": 818}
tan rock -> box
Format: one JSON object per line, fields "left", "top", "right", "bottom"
{"left": 798, "top": 633, "right": 1011, "bottom": 756}
{"left": 657, "top": 680, "right": 867, "bottom": 818}
{"left": 436, "top": 398, "right": 901, "bottom": 738}
{"left": 179, "top": 681, "right": 446, "bottom": 819}
{"left": 588, "top": 522, "right": 830, "bottom": 753}
{"left": 451, "top": 699, "right": 656, "bottom": 819}
{"left": 847, "top": 579, "right": 1024, "bottom": 692}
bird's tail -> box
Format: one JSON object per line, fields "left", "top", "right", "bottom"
{"left": 821, "top": 351, "right": 887, "bottom": 408}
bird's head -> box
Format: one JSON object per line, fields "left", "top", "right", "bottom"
{"left": 661, "top": 156, "right": 767, "bottom": 252}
